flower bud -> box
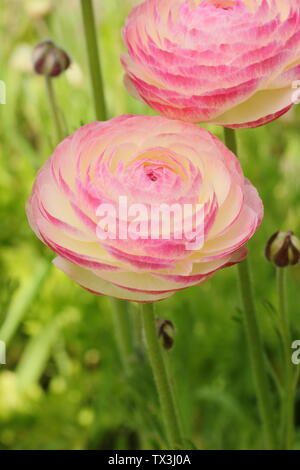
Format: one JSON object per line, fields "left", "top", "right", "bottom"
{"left": 32, "top": 40, "right": 71, "bottom": 77}
{"left": 265, "top": 231, "right": 300, "bottom": 268}
{"left": 156, "top": 318, "right": 175, "bottom": 350}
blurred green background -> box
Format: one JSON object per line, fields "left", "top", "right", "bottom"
{"left": 0, "top": 0, "right": 300, "bottom": 450}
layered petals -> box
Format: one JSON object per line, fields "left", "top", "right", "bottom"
{"left": 122, "top": 0, "right": 300, "bottom": 128}
{"left": 26, "top": 116, "right": 263, "bottom": 301}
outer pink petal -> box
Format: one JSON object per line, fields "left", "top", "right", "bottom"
{"left": 53, "top": 257, "right": 174, "bottom": 302}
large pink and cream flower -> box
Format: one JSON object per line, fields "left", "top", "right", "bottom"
{"left": 26, "top": 115, "right": 263, "bottom": 302}
{"left": 122, "top": 0, "right": 300, "bottom": 128}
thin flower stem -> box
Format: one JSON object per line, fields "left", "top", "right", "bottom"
{"left": 294, "top": 365, "right": 300, "bottom": 391}
{"left": 110, "top": 298, "right": 133, "bottom": 375}
{"left": 18, "top": 76, "right": 62, "bottom": 360}
{"left": 141, "top": 302, "right": 184, "bottom": 449}
{"left": 277, "top": 267, "right": 294, "bottom": 449}
{"left": 224, "top": 127, "right": 277, "bottom": 450}
{"left": 45, "top": 76, "right": 64, "bottom": 143}
{"left": 132, "top": 303, "right": 144, "bottom": 353}
{"left": 80, "top": 0, "right": 107, "bottom": 121}
{"left": 80, "top": 0, "right": 135, "bottom": 383}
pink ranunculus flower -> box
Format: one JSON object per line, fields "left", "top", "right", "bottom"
{"left": 122, "top": 0, "right": 300, "bottom": 128}
{"left": 26, "top": 115, "right": 263, "bottom": 302}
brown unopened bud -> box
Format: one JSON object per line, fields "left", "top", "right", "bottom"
{"left": 265, "top": 231, "right": 300, "bottom": 268}
{"left": 32, "top": 40, "right": 71, "bottom": 77}
{"left": 156, "top": 318, "right": 175, "bottom": 350}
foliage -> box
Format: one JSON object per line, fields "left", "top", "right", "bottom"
{"left": 0, "top": 0, "right": 300, "bottom": 450}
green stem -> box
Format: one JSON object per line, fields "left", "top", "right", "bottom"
{"left": 224, "top": 127, "right": 238, "bottom": 155}
{"left": 277, "top": 268, "right": 294, "bottom": 449}
{"left": 294, "top": 364, "right": 300, "bottom": 391}
{"left": 80, "top": 0, "right": 135, "bottom": 385}
{"left": 132, "top": 303, "right": 144, "bottom": 353}
{"left": 224, "top": 127, "right": 277, "bottom": 450}
{"left": 110, "top": 298, "right": 133, "bottom": 375}
{"left": 80, "top": 0, "right": 107, "bottom": 121}
{"left": 141, "top": 303, "right": 184, "bottom": 449}
{"left": 45, "top": 76, "right": 64, "bottom": 143}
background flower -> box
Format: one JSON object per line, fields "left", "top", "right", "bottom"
{"left": 122, "top": 0, "right": 300, "bottom": 128}
{"left": 27, "top": 115, "right": 263, "bottom": 302}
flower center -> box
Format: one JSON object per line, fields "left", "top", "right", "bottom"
{"left": 146, "top": 167, "right": 163, "bottom": 182}
{"left": 147, "top": 171, "right": 158, "bottom": 182}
